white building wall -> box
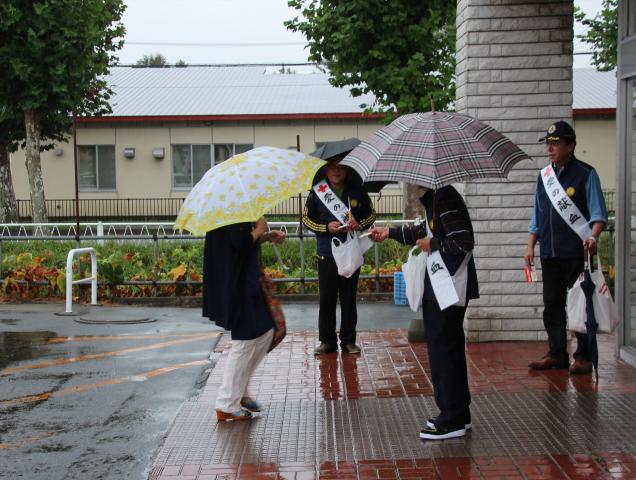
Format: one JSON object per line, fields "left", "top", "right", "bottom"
{"left": 574, "top": 117, "right": 617, "bottom": 190}
{"left": 10, "top": 118, "right": 383, "bottom": 201}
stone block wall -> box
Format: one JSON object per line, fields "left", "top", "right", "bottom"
{"left": 456, "top": 0, "right": 574, "bottom": 341}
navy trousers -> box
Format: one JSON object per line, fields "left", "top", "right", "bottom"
{"left": 422, "top": 300, "right": 471, "bottom": 428}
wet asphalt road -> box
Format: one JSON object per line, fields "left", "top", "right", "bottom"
{"left": 0, "top": 305, "right": 223, "bottom": 480}
{"left": 0, "top": 302, "right": 412, "bottom": 480}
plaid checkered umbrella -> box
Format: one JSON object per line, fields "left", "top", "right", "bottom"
{"left": 341, "top": 112, "right": 530, "bottom": 189}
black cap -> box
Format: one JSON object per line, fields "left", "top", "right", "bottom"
{"left": 538, "top": 120, "right": 576, "bottom": 142}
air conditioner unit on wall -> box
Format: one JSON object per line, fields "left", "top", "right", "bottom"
{"left": 152, "top": 147, "right": 165, "bottom": 160}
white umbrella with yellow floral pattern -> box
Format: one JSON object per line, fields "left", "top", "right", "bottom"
{"left": 175, "top": 146, "right": 326, "bottom": 235}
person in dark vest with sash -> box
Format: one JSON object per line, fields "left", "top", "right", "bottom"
{"left": 525, "top": 121, "right": 608, "bottom": 375}
{"left": 369, "top": 185, "right": 479, "bottom": 440}
{"left": 302, "top": 150, "right": 376, "bottom": 355}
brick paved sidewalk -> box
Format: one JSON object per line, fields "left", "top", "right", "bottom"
{"left": 149, "top": 330, "right": 636, "bottom": 480}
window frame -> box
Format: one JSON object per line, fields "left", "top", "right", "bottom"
{"left": 77, "top": 144, "right": 117, "bottom": 192}
{"left": 171, "top": 143, "right": 253, "bottom": 189}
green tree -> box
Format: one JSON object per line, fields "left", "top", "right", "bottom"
{"left": 286, "top": 0, "right": 456, "bottom": 114}
{"left": 136, "top": 53, "right": 168, "bottom": 67}
{"left": 286, "top": 0, "right": 456, "bottom": 217}
{"left": 0, "top": 0, "right": 125, "bottom": 224}
{"left": 575, "top": 0, "right": 617, "bottom": 72}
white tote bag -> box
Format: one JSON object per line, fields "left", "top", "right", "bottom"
{"left": 331, "top": 232, "right": 365, "bottom": 278}
{"left": 401, "top": 246, "right": 427, "bottom": 312}
{"left": 451, "top": 253, "right": 472, "bottom": 308}
{"left": 567, "top": 254, "right": 619, "bottom": 334}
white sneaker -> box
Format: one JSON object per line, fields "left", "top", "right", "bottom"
{"left": 419, "top": 424, "right": 467, "bottom": 440}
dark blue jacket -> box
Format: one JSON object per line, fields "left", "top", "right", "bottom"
{"left": 302, "top": 180, "right": 376, "bottom": 257}
{"left": 202, "top": 223, "right": 273, "bottom": 340}
{"left": 534, "top": 157, "right": 596, "bottom": 259}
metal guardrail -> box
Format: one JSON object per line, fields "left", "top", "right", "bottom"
{"left": 15, "top": 193, "right": 406, "bottom": 221}
{"left": 12, "top": 190, "right": 618, "bottom": 220}
{"left": 0, "top": 220, "right": 415, "bottom": 295}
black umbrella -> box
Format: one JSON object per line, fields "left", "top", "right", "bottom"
{"left": 311, "top": 138, "right": 362, "bottom": 160}
{"left": 580, "top": 252, "right": 599, "bottom": 381}
{"left": 310, "top": 138, "right": 390, "bottom": 193}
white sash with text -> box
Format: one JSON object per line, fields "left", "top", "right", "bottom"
{"left": 313, "top": 180, "right": 350, "bottom": 224}
{"left": 424, "top": 219, "right": 460, "bottom": 310}
{"left": 540, "top": 165, "right": 592, "bottom": 241}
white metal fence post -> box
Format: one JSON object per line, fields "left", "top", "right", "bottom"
{"left": 65, "top": 247, "right": 98, "bottom": 313}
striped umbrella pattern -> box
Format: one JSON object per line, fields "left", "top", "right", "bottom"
{"left": 341, "top": 112, "right": 530, "bottom": 189}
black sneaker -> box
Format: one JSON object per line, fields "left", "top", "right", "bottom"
{"left": 419, "top": 424, "right": 467, "bottom": 440}
{"left": 314, "top": 343, "right": 337, "bottom": 355}
{"left": 426, "top": 417, "right": 472, "bottom": 430}
{"left": 341, "top": 343, "right": 361, "bottom": 354}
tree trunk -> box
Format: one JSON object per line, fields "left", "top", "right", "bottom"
{"left": 0, "top": 145, "right": 18, "bottom": 223}
{"left": 24, "top": 109, "right": 48, "bottom": 224}
{"left": 402, "top": 183, "right": 425, "bottom": 219}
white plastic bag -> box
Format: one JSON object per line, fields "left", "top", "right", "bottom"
{"left": 331, "top": 232, "right": 364, "bottom": 278}
{"left": 567, "top": 254, "right": 619, "bottom": 334}
{"left": 451, "top": 253, "right": 472, "bottom": 308}
{"left": 402, "top": 246, "right": 427, "bottom": 312}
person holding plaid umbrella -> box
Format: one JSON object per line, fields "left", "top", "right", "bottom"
{"left": 369, "top": 185, "right": 478, "bottom": 440}
{"left": 344, "top": 110, "right": 528, "bottom": 440}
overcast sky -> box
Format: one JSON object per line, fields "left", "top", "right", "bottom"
{"left": 117, "top": 0, "right": 606, "bottom": 68}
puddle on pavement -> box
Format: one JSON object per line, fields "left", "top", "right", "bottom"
{"left": 0, "top": 331, "right": 56, "bottom": 370}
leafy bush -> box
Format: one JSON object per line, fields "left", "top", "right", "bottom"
{"left": 1, "top": 236, "right": 409, "bottom": 300}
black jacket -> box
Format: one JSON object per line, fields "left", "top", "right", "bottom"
{"left": 302, "top": 180, "right": 376, "bottom": 257}
{"left": 389, "top": 186, "right": 479, "bottom": 303}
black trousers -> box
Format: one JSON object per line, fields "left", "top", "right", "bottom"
{"left": 540, "top": 258, "right": 590, "bottom": 362}
{"left": 423, "top": 300, "right": 471, "bottom": 428}
{"left": 318, "top": 256, "right": 360, "bottom": 348}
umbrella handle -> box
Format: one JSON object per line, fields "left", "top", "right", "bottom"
{"left": 268, "top": 225, "right": 290, "bottom": 271}
{"left": 271, "top": 244, "right": 289, "bottom": 271}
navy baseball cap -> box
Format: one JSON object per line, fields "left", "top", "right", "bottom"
{"left": 538, "top": 120, "right": 576, "bottom": 142}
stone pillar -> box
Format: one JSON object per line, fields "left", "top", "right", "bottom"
{"left": 455, "top": 1, "right": 573, "bottom": 341}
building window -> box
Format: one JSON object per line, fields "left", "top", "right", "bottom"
{"left": 172, "top": 143, "right": 253, "bottom": 188}
{"left": 78, "top": 145, "right": 116, "bottom": 191}
{"left": 213, "top": 143, "right": 252, "bottom": 165}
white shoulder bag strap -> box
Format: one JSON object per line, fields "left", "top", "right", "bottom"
{"left": 313, "top": 180, "right": 350, "bottom": 225}
{"left": 540, "top": 165, "right": 592, "bottom": 241}
{"left": 424, "top": 215, "right": 460, "bottom": 310}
